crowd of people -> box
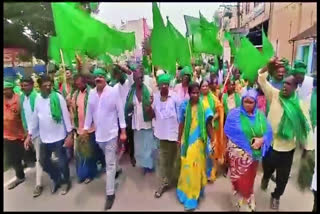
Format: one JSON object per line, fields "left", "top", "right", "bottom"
{"left": 3, "top": 55, "right": 317, "bottom": 211}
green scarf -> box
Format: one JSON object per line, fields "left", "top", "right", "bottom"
{"left": 124, "top": 83, "right": 151, "bottom": 122}
{"left": 20, "top": 90, "right": 38, "bottom": 131}
{"left": 73, "top": 85, "right": 91, "bottom": 128}
{"left": 182, "top": 101, "right": 207, "bottom": 157}
{"left": 310, "top": 88, "right": 317, "bottom": 130}
{"left": 223, "top": 93, "right": 241, "bottom": 116}
{"left": 240, "top": 110, "right": 268, "bottom": 159}
{"left": 201, "top": 92, "right": 218, "bottom": 129}
{"left": 42, "top": 90, "right": 63, "bottom": 124}
{"left": 278, "top": 92, "right": 310, "bottom": 143}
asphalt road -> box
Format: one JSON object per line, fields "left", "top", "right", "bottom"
{"left": 4, "top": 149, "right": 314, "bottom": 212}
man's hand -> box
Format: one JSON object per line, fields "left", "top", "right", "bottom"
{"left": 251, "top": 137, "right": 264, "bottom": 150}
{"left": 119, "top": 129, "right": 127, "bottom": 143}
{"left": 64, "top": 133, "right": 74, "bottom": 148}
{"left": 24, "top": 135, "right": 32, "bottom": 150}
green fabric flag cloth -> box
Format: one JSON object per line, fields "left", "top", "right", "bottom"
{"left": 51, "top": 3, "right": 135, "bottom": 57}
{"left": 167, "top": 19, "right": 191, "bottom": 67}
{"left": 20, "top": 90, "right": 38, "bottom": 131}
{"left": 192, "top": 12, "right": 223, "bottom": 56}
{"left": 48, "top": 36, "right": 75, "bottom": 67}
{"left": 157, "top": 73, "right": 171, "bottom": 85}
{"left": 310, "top": 88, "right": 317, "bottom": 130}
{"left": 261, "top": 28, "right": 275, "bottom": 63}
{"left": 150, "top": 2, "right": 176, "bottom": 76}
{"left": 184, "top": 15, "right": 201, "bottom": 37}
{"left": 124, "top": 83, "right": 151, "bottom": 123}
{"left": 180, "top": 66, "right": 193, "bottom": 77}
{"left": 73, "top": 85, "right": 91, "bottom": 128}
{"left": 234, "top": 37, "right": 266, "bottom": 85}
{"left": 291, "top": 60, "right": 307, "bottom": 74}
{"left": 224, "top": 31, "right": 237, "bottom": 56}
{"left": 142, "top": 55, "right": 151, "bottom": 75}
{"left": 278, "top": 92, "right": 310, "bottom": 144}
{"left": 240, "top": 110, "right": 268, "bottom": 159}
{"left": 98, "top": 54, "right": 113, "bottom": 66}
{"left": 222, "top": 93, "right": 241, "bottom": 116}
{"left": 41, "top": 91, "right": 63, "bottom": 124}
{"left": 182, "top": 101, "right": 207, "bottom": 157}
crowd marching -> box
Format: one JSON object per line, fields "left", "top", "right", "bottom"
{"left": 3, "top": 55, "right": 317, "bottom": 211}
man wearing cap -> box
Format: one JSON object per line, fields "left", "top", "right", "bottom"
{"left": 4, "top": 81, "right": 26, "bottom": 190}
{"left": 84, "top": 68, "right": 127, "bottom": 210}
{"left": 20, "top": 77, "right": 44, "bottom": 197}
{"left": 152, "top": 74, "right": 180, "bottom": 198}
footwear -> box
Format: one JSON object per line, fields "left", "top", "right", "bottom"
{"left": 154, "top": 182, "right": 169, "bottom": 198}
{"left": 33, "top": 185, "right": 43, "bottom": 198}
{"left": 115, "top": 168, "right": 122, "bottom": 179}
{"left": 60, "top": 181, "right": 71, "bottom": 195}
{"left": 84, "top": 178, "right": 92, "bottom": 184}
{"left": 130, "top": 157, "right": 136, "bottom": 167}
{"left": 104, "top": 194, "right": 115, "bottom": 210}
{"left": 8, "top": 178, "right": 25, "bottom": 190}
{"left": 51, "top": 180, "right": 61, "bottom": 194}
{"left": 248, "top": 195, "right": 256, "bottom": 211}
{"left": 270, "top": 197, "right": 280, "bottom": 210}
{"left": 260, "top": 177, "right": 269, "bottom": 191}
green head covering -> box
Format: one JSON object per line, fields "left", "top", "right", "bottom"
{"left": 129, "top": 63, "right": 138, "bottom": 71}
{"left": 280, "top": 58, "right": 291, "bottom": 73}
{"left": 209, "top": 65, "right": 217, "bottom": 73}
{"left": 93, "top": 68, "right": 107, "bottom": 78}
{"left": 180, "top": 66, "right": 193, "bottom": 77}
{"left": 4, "top": 81, "right": 14, "bottom": 89}
{"left": 292, "top": 60, "right": 307, "bottom": 75}
{"left": 157, "top": 74, "right": 171, "bottom": 85}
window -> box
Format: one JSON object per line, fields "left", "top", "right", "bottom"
{"left": 246, "top": 3, "right": 250, "bottom": 14}
{"left": 254, "top": 2, "right": 261, "bottom": 7}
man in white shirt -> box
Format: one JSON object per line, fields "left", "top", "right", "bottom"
{"left": 26, "top": 75, "right": 73, "bottom": 195}
{"left": 20, "top": 77, "right": 43, "bottom": 198}
{"left": 151, "top": 74, "right": 180, "bottom": 199}
{"left": 84, "top": 68, "right": 127, "bottom": 210}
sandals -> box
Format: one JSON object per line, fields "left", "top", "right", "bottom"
{"left": 8, "top": 178, "right": 25, "bottom": 190}
{"left": 84, "top": 178, "right": 92, "bottom": 184}
{"left": 154, "top": 182, "right": 169, "bottom": 198}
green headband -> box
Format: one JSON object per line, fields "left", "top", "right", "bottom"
{"left": 93, "top": 68, "right": 107, "bottom": 78}
{"left": 180, "top": 66, "right": 193, "bottom": 77}
{"left": 157, "top": 74, "right": 171, "bottom": 85}
{"left": 4, "top": 81, "right": 14, "bottom": 89}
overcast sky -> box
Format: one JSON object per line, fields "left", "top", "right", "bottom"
{"left": 95, "top": 2, "right": 233, "bottom": 35}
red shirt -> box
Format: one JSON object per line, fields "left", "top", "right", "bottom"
{"left": 4, "top": 94, "right": 25, "bottom": 141}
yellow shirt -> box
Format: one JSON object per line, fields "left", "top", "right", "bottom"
{"left": 258, "top": 71, "right": 314, "bottom": 152}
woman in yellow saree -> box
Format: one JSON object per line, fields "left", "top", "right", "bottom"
{"left": 176, "top": 82, "right": 214, "bottom": 211}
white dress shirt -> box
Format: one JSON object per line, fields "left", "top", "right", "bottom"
{"left": 297, "top": 75, "right": 314, "bottom": 102}
{"left": 132, "top": 93, "right": 152, "bottom": 130}
{"left": 152, "top": 91, "right": 179, "bottom": 141}
{"left": 113, "top": 73, "right": 134, "bottom": 109}
{"left": 30, "top": 93, "right": 73, "bottom": 143}
{"left": 23, "top": 93, "right": 39, "bottom": 139}
{"left": 84, "top": 85, "right": 126, "bottom": 143}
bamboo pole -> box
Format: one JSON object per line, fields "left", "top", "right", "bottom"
{"left": 59, "top": 49, "right": 67, "bottom": 85}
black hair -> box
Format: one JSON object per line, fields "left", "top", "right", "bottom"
{"left": 21, "top": 76, "right": 34, "bottom": 84}
{"left": 177, "top": 66, "right": 183, "bottom": 70}
{"left": 73, "top": 73, "right": 87, "bottom": 83}
{"left": 188, "top": 82, "right": 200, "bottom": 95}
{"left": 200, "top": 77, "right": 211, "bottom": 87}
{"left": 37, "top": 75, "right": 52, "bottom": 87}
{"left": 285, "top": 75, "right": 298, "bottom": 88}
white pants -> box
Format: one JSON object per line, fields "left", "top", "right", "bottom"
{"left": 33, "top": 136, "right": 43, "bottom": 187}
{"left": 97, "top": 137, "right": 119, "bottom": 196}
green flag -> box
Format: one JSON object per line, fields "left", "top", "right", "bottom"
{"left": 51, "top": 2, "right": 135, "bottom": 57}
{"left": 48, "top": 36, "right": 75, "bottom": 67}
{"left": 184, "top": 15, "right": 201, "bottom": 37}
{"left": 167, "top": 19, "right": 191, "bottom": 67}
{"left": 224, "top": 31, "right": 237, "bottom": 56}
{"left": 262, "top": 28, "right": 275, "bottom": 63}
{"left": 150, "top": 2, "right": 176, "bottom": 76}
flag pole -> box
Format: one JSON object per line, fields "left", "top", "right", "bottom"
{"left": 59, "top": 49, "right": 67, "bottom": 85}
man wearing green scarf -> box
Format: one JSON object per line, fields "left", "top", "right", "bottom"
{"left": 84, "top": 68, "right": 127, "bottom": 210}
{"left": 20, "top": 77, "right": 44, "bottom": 197}
{"left": 124, "top": 66, "right": 156, "bottom": 175}
{"left": 4, "top": 80, "right": 26, "bottom": 190}
{"left": 24, "top": 75, "right": 73, "bottom": 195}
{"left": 258, "top": 58, "right": 313, "bottom": 210}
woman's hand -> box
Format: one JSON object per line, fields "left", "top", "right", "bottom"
{"left": 251, "top": 137, "right": 264, "bottom": 150}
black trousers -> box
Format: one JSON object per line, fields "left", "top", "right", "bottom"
{"left": 4, "top": 139, "right": 25, "bottom": 179}
{"left": 313, "top": 190, "right": 317, "bottom": 212}
{"left": 125, "top": 127, "right": 135, "bottom": 160}
{"left": 262, "top": 147, "right": 295, "bottom": 200}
